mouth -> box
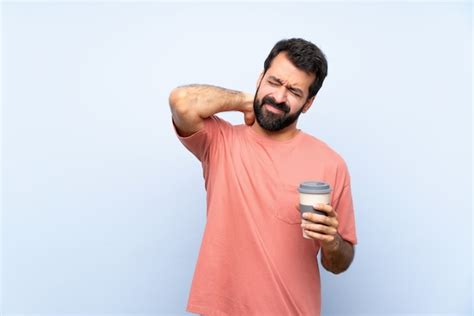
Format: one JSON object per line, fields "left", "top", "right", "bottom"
{"left": 264, "top": 103, "right": 286, "bottom": 114}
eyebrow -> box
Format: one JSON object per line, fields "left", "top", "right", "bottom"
{"left": 268, "top": 76, "right": 304, "bottom": 96}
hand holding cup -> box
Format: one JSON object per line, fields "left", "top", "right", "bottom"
{"left": 298, "top": 181, "right": 335, "bottom": 242}
{"left": 301, "top": 203, "right": 340, "bottom": 250}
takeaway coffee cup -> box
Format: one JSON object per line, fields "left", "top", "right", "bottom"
{"left": 298, "top": 181, "right": 332, "bottom": 239}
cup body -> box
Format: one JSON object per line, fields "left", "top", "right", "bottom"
{"left": 298, "top": 181, "right": 331, "bottom": 239}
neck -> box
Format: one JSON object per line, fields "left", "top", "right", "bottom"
{"left": 250, "top": 121, "right": 300, "bottom": 141}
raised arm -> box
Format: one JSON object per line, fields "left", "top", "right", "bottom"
{"left": 168, "top": 84, "right": 255, "bottom": 137}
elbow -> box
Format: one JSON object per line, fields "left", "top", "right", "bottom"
{"left": 321, "top": 251, "right": 355, "bottom": 275}
{"left": 323, "top": 262, "right": 349, "bottom": 275}
{"left": 330, "top": 266, "right": 349, "bottom": 275}
{"left": 169, "top": 87, "right": 186, "bottom": 109}
{"left": 168, "top": 87, "right": 201, "bottom": 129}
{"left": 169, "top": 87, "right": 192, "bottom": 119}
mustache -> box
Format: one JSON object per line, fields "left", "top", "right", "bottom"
{"left": 261, "top": 96, "right": 290, "bottom": 114}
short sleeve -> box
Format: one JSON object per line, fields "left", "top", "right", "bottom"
{"left": 331, "top": 162, "right": 358, "bottom": 245}
{"left": 172, "top": 114, "right": 232, "bottom": 163}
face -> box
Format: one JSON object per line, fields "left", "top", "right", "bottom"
{"left": 254, "top": 53, "right": 315, "bottom": 132}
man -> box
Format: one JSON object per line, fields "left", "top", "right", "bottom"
{"left": 169, "top": 38, "right": 357, "bottom": 316}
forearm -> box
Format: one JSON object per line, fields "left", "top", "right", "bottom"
{"left": 321, "top": 233, "right": 355, "bottom": 274}
{"left": 169, "top": 84, "right": 250, "bottom": 119}
{"left": 169, "top": 84, "right": 253, "bottom": 136}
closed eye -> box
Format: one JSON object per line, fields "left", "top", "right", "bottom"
{"left": 289, "top": 89, "right": 302, "bottom": 97}
{"left": 268, "top": 79, "right": 280, "bottom": 86}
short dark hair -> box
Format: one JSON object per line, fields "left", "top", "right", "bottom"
{"left": 263, "top": 38, "right": 328, "bottom": 99}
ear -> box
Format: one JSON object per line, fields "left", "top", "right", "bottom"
{"left": 256, "top": 71, "right": 264, "bottom": 89}
{"left": 302, "top": 96, "right": 315, "bottom": 113}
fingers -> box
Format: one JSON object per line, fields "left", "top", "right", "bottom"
{"left": 302, "top": 229, "right": 336, "bottom": 243}
{"left": 302, "top": 211, "right": 339, "bottom": 229}
{"left": 301, "top": 222, "right": 337, "bottom": 236}
{"left": 300, "top": 203, "right": 341, "bottom": 246}
{"left": 313, "top": 203, "right": 336, "bottom": 217}
{"left": 244, "top": 111, "right": 255, "bottom": 126}
{"left": 301, "top": 210, "right": 339, "bottom": 245}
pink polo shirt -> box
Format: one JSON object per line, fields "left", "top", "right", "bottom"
{"left": 173, "top": 115, "right": 357, "bottom": 316}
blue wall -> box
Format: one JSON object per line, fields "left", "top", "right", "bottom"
{"left": 1, "top": 1, "right": 472, "bottom": 315}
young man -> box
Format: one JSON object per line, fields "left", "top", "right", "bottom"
{"left": 169, "top": 38, "right": 357, "bottom": 316}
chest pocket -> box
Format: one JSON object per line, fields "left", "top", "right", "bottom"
{"left": 273, "top": 183, "right": 301, "bottom": 224}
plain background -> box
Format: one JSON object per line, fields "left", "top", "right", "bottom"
{"left": 1, "top": 0, "right": 472, "bottom": 315}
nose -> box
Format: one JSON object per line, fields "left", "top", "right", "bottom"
{"left": 273, "top": 86, "right": 288, "bottom": 104}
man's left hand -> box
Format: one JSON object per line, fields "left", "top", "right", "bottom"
{"left": 301, "top": 203, "right": 341, "bottom": 251}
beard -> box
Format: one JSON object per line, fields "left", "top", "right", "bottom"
{"left": 253, "top": 94, "right": 304, "bottom": 132}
